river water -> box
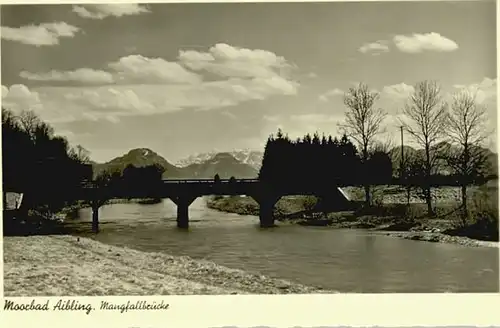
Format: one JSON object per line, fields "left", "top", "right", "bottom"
{"left": 69, "top": 198, "right": 499, "bottom": 293}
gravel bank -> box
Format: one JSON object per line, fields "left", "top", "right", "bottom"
{"left": 3, "top": 235, "right": 330, "bottom": 296}
{"left": 206, "top": 195, "right": 499, "bottom": 249}
{"left": 378, "top": 231, "right": 499, "bottom": 248}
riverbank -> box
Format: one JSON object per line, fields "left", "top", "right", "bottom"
{"left": 3, "top": 198, "right": 162, "bottom": 236}
{"left": 3, "top": 235, "right": 330, "bottom": 296}
{"left": 60, "top": 198, "right": 162, "bottom": 214}
{"left": 206, "top": 191, "right": 499, "bottom": 248}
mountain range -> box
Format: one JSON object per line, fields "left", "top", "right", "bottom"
{"left": 176, "top": 149, "right": 264, "bottom": 170}
{"left": 388, "top": 142, "right": 498, "bottom": 176}
{"left": 92, "top": 148, "right": 259, "bottom": 179}
{"left": 92, "top": 144, "right": 497, "bottom": 180}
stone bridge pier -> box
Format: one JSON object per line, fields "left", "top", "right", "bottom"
{"left": 170, "top": 194, "right": 198, "bottom": 229}
{"left": 249, "top": 190, "right": 281, "bottom": 228}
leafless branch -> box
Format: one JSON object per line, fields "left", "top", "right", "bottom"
{"left": 444, "top": 89, "right": 490, "bottom": 180}
{"left": 339, "top": 83, "right": 387, "bottom": 159}
{"left": 400, "top": 80, "right": 448, "bottom": 215}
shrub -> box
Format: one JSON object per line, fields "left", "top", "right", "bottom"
{"left": 447, "top": 186, "right": 499, "bottom": 241}
{"left": 300, "top": 196, "right": 318, "bottom": 212}
{"left": 370, "top": 187, "right": 385, "bottom": 207}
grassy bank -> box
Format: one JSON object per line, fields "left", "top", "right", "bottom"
{"left": 3, "top": 235, "right": 329, "bottom": 296}
{"left": 206, "top": 184, "right": 499, "bottom": 247}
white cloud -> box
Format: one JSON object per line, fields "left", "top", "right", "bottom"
{"left": 20, "top": 55, "right": 202, "bottom": 85}
{"left": 393, "top": 32, "right": 458, "bottom": 53}
{"left": 21, "top": 44, "right": 298, "bottom": 98}
{"left": 452, "top": 77, "right": 497, "bottom": 104}
{"left": 179, "top": 43, "right": 300, "bottom": 99}
{"left": 249, "top": 76, "right": 297, "bottom": 96}
{"left": 381, "top": 83, "right": 415, "bottom": 99}
{"left": 307, "top": 72, "right": 318, "bottom": 78}
{"left": 318, "top": 88, "right": 344, "bottom": 102}
{"left": 2, "top": 84, "right": 43, "bottom": 114}
{"left": 107, "top": 55, "right": 202, "bottom": 84}
{"left": 179, "top": 43, "right": 295, "bottom": 81}
{"left": 359, "top": 40, "right": 389, "bottom": 55}
{"left": 65, "top": 87, "right": 156, "bottom": 113}
{"left": 20, "top": 68, "right": 114, "bottom": 84}
{"left": 1, "top": 22, "right": 80, "bottom": 46}
{"left": 2, "top": 78, "right": 298, "bottom": 124}
{"left": 72, "top": 4, "right": 150, "bottom": 19}
{"left": 7, "top": 44, "right": 300, "bottom": 123}
{"left": 2, "top": 85, "right": 9, "bottom": 98}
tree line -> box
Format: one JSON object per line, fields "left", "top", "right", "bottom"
{"left": 258, "top": 130, "right": 393, "bottom": 190}
{"left": 258, "top": 80, "right": 494, "bottom": 219}
{"left": 91, "top": 163, "right": 165, "bottom": 199}
{"left": 2, "top": 108, "right": 92, "bottom": 214}
{"left": 2, "top": 108, "right": 166, "bottom": 216}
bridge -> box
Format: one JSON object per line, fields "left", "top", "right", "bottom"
{"left": 8, "top": 175, "right": 471, "bottom": 233}
{"left": 79, "top": 178, "right": 352, "bottom": 232}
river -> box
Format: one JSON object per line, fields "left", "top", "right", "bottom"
{"left": 68, "top": 197, "right": 499, "bottom": 293}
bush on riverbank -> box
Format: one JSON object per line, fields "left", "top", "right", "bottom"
{"left": 3, "top": 210, "right": 71, "bottom": 236}
{"left": 443, "top": 185, "right": 499, "bottom": 241}
{"left": 207, "top": 184, "right": 499, "bottom": 242}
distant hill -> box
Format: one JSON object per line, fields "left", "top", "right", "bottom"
{"left": 93, "top": 148, "right": 258, "bottom": 179}
{"left": 92, "top": 148, "right": 182, "bottom": 178}
{"left": 388, "top": 143, "right": 498, "bottom": 177}
{"left": 388, "top": 145, "right": 419, "bottom": 172}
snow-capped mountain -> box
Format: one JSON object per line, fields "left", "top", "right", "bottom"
{"left": 179, "top": 152, "right": 258, "bottom": 179}
{"left": 176, "top": 151, "right": 219, "bottom": 167}
{"left": 94, "top": 148, "right": 262, "bottom": 179}
{"left": 177, "top": 149, "right": 264, "bottom": 170}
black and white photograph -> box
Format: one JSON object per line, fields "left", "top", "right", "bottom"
{"left": 2, "top": 1, "right": 498, "bottom": 297}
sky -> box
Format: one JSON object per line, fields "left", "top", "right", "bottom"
{"left": 1, "top": 1, "right": 497, "bottom": 163}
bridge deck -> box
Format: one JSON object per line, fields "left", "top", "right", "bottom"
{"left": 75, "top": 176, "right": 469, "bottom": 203}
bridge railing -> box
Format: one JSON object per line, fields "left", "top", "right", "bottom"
{"left": 161, "top": 178, "right": 259, "bottom": 184}
{"left": 77, "top": 176, "right": 484, "bottom": 191}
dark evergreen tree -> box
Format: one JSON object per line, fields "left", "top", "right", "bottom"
{"left": 2, "top": 108, "right": 93, "bottom": 213}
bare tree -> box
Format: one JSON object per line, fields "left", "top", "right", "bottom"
{"left": 444, "top": 89, "right": 489, "bottom": 221}
{"left": 372, "top": 137, "right": 395, "bottom": 154}
{"left": 2, "top": 107, "right": 18, "bottom": 126}
{"left": 401, "top": 80, "right": 448, "bottom": 216}
{"left": 70, "top": 145, "right": 91, "bottom": 164}
{"left": 340, "top": 83, "right": 387, "bottom": 206}
{"left": 18, "top": 110, "right": 41, "bottom": 141}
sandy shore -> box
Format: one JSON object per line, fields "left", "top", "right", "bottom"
{"left": 3, "top": 235, "right": 330, "bottom": 296}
